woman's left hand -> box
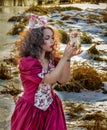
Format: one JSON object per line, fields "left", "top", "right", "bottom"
{"left": 75, "top": 49, "right": 83, "bottom": 55}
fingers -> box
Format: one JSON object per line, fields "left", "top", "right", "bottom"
{"left": 75, "top": 49, "right": 83, "bottom": 55}
{"left": 68, "top": 42, "right": 77, "bottom": 51}
{"left": 64, "top": 41, "right": 82, "bottom": 59}
{"left": 68, "top": 41, "right": 75, "bottom": 47}
{"left": 67, "top": 45, "right": 77, "bottom": 57}
{"left": 67, "top": 42, "right": 77, "bottom": 52}
{"left": 68, "top": 41, "right": 83, "bottom": 53}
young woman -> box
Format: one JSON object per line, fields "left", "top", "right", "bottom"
{"left": 11, "top": 14, "right": 81, "bottom": 130}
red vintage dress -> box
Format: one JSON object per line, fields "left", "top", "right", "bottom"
{"left": 11, "top": 56, "right": 67, "bottom": 130}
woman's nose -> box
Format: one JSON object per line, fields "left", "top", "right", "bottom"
{"left": 51, "top": 38, "right": 54, "bottom": 44}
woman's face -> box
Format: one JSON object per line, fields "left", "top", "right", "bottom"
{"left": 42, "top": 28, "right": 54, "bottom": 52}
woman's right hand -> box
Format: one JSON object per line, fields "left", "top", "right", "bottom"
{"left": 63, "top": 41, "right": 80, "bottom": 60}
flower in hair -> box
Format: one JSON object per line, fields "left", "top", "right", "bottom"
{"left": 27, "top": 14, "right": 47, "bottom": 29}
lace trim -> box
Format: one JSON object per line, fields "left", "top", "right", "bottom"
{"left": 34, "top": 83, "right": 53, "bottom": 111}
{"left": 34, "top": 60, "right": 55, "bottom": 111}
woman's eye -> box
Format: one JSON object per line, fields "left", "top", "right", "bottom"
{"left": 44, "top": 36, "right": 54, "bottom": 40}
{"left": 44, "top": 37, "right": 49, "bottom": 40}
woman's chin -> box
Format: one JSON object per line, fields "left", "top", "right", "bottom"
{"left": 48, "top": 48, "right": 53, "bottom": 52}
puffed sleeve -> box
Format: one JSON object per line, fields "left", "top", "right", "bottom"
{"left": 19, "top": 56, "right": 43, "bottom": 84}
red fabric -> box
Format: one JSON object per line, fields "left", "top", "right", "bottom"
{"left": 11, "top": 56, "right": 67, "bottom": 130}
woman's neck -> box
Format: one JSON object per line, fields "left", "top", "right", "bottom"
{"left": 39, "top": 51, "right": 46, "bottom": 61}
{"left": 39, "top": 52, "right": 49, "bottom": 69}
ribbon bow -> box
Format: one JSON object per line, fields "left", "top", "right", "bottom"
{"left": 27, "top": 14, "right": 47, "bottom": 29}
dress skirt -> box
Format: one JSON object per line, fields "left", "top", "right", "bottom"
{"left": 11, "top": 92, "right": 67, "bottom": 130}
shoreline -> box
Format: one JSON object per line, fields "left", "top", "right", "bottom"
{"left": 0, "top": 3, "right": 107, "bottom": 130}
{"left": 0, "top": 3, "right": 107, "bottom": 13}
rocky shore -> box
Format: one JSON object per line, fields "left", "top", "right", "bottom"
{"left": 0, "top": 94, "right": 14, "bottom": 130}
{"left": 0, "top": 3, "right": 107, "bottom": 130}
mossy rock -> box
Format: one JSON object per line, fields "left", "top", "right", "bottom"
{"left": 104, "top": 31, "right": 107, "bottom": 36}
{"left": 25, "top": 5, "right": 49, "bottom": 14}
{"left": 58, "top": 6, "right": 82, "bottom": 11}
{"left": 8, "top": 15, "right": 29, "bottom": 23}
{"left": 88, "top": 44, "right": 100, "bottom": 55}
{"left": 0, "top": 84, "right": 22, "bottom": 96}
{"left": 81, "top": 32, "right": 92, "bottom": 44}
{"left": 7, "top": 23, "right": 25, "bottom": 35}
{"left": 56, "top": 20, "right": 64, "bottom": 26}
{"left": 8, "top": 16, "right": 22, "bottom": 22}
{"left": 61, "top": 15, "right": 71, "bottom": 20}
{"left": 102, "top": 12, "right": 107, "bottom": 22}
{"left": 54, "top": 61, "right": 103, "bottom": 92}
{"left": 3, "top": 57, "right": 17, "bottom": 66}
{"left": 92, "top": 55, "right": 107, "bottom": 62}
{"left": 71, "top": 62, "right": 103, "bottom": 91}
{"left": 24, "top": 5, "right": 82, "bottom": 14}
{"left": 0, "top": 63, "right": 12, "bottom": 80}
{"left": 58, "top": 29, "right": 69, "bottom": 44}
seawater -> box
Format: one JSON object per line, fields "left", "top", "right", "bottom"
{"left": 0, "top": 6, "right": 28, "bottom": 59}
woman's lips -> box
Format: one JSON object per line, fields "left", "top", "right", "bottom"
{"left": 50, "top": 45, "right": 54, "bottom": 49}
